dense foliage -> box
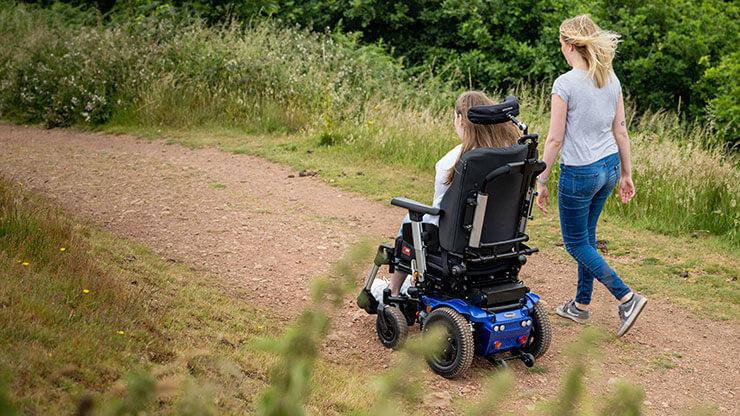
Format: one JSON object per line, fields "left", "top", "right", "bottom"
{"left": 272, "top": 0, "right": 739, "bottom": 147}
{"left": 81, "top": 0, "right": 737, "bottom": 147}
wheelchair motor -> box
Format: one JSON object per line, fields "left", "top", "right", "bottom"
{"left": 357, "top": 96, "right": 551, "bottom": 378}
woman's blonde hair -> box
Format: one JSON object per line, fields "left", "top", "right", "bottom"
{"left": 560, "top": 14, "right": 620, "bottom": 88}
{"left": 444, "top": 91, "right": 520, "bottom": 185}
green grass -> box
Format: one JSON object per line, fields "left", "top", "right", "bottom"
{"left": 0, "top": 178, "right": 383, "bottom": 414}
{"left": 527, "top": 365, "right": 550, "bottom": 375}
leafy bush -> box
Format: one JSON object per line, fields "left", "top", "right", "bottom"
{"left": 702, "top": 52, "right": 740, "bottom": 148}
{"left": 270, "top": 0, "right": 740, "bottom": 148}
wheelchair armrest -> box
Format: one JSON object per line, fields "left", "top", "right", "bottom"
{"left": 391, "top": 197, "right": 440, "bottom": 221}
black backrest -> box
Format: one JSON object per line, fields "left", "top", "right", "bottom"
{"left": 438, "top": 145, "right": 529, "bottom": 253}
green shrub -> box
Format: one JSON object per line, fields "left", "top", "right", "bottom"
{"left": 270, "top": 0, "right": 740, "bottom": 148}
{"left": 702, "top": 52, "right": 740, "bottom": 149}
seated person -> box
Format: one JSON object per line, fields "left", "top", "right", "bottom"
{"left": 388, "top": 91, "right": 520, "bottom": 296}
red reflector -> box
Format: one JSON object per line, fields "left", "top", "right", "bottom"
{"left": 519, "top": 336, "right": 527, "bottom": 344}
{"left": 402, "top": 246, "right": 411, "bottom": 256}
{"left": 494, "top": 341, "right": 502, "bottom": 349}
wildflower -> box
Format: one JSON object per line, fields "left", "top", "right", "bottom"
{"left": 369, "top": 121, "right": 373, "bottom": 125}
{"left": 17, "top": 260, "right": 21, "bottom": 263}
{"left": 22, "top": 262, "right": 29, "bottom": 266}
{"left": 17, "top": 182, "right": 22, "bottom": 186}
{"left": 118, "top": 331, "right": 125, "bottom": 335}
{"left": 60, "top": 247, "right": 66, "bottom": 252}
{"left": 364, "top": 123, "right": 368, "bottom": 127}
{"left": 374, "top": 106, "right": 378, "bottom": 110}
{"left": 258, "top": 326, "right": 263, "bottom": 329}
{"left": 83, "top": 289, "right": 89, "bottom": 294}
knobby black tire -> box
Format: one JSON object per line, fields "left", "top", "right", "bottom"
{"left": 376, "top": 306, "right": 408, "bottom": 350}
{"left": 522, "top": 301, "right": 551, "bottom": 359}
{"left": 423, "top": 307, "right": 474, "bottom": 379}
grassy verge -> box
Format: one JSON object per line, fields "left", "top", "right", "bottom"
{"left": 102, "top": 124, "right": 740, "bottom": 322}
{"left": 0, "top": 177, "right": 382, "bottom": 414}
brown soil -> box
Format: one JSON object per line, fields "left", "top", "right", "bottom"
{"left": 1, "top": 124, "right": 738, "bottom": 415}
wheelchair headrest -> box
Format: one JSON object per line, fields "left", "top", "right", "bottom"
{"left": 467, "top": 95, "right": 519, "bottom": 125}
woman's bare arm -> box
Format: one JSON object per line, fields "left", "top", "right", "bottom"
{"left": 612, "top": 93, "right": 635, "bottom": 203}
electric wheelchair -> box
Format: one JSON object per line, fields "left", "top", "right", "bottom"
{"left": 356, "top": 96, "right": 552, "bottom": 378}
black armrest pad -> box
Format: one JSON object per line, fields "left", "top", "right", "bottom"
{"left": 391, "top": 197, "right": 440, "bottom": 216}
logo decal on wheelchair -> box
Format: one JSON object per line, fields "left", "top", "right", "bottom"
{"left": 504, "top": 312, "right": 516, "bottom": 318}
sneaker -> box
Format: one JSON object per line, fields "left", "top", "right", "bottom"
{"left": 617, "top": 293, "right": 648, "bottom": 337}
{"left": 556, "top": 299, "right": 590, "bottom": 324}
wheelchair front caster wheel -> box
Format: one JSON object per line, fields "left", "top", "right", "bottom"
{"left": 376, "top": 306, "right": 408, "bottom": 349}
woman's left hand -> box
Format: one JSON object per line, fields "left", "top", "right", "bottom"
{"left": 619, "top": 176, "right": 635, "bottom": 203}
{"left": 536, "top": 182, "right": 550, "bottom": 213}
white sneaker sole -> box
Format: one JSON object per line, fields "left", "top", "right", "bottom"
{"left": 617, "top": 296, "right": 648, "bottom": 337}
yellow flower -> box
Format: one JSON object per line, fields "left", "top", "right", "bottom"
{"left": 17, "top": 182, "right": 22, "bottom": 186}
{"left": 22, "top": 262, "right": 29, "bottom": 266}
{"left": 17, "top": 260, "right": 21, "bottom": 263}
{"left": 83, "top": 289, "right": 89, "bottom": 294}
{"left": 363, "top": 123, "right": 368, "bottom": 127}
{"left": 118, "top": 331, "right": 125, "bottom": 335}
{"left": 369, "top": 121, "right": 373, "bottom": 125}
{"left": 258, "top": 326, "right": 263, "bottom": 329}
{"left": 374, "top": 106, "right": 378, "bottom": 110}
{"left": 60, "top": 247, "right": 66, "bottom": 252}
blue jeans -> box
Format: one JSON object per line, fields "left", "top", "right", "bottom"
{"left": 558, "top": 152, "right": 631, "bottom": 305}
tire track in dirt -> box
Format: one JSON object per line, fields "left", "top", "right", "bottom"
{"left": 1, "top": 124, "right": 737, "bottom": 414}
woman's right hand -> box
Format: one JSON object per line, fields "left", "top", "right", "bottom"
{"left": 536, "top": 182, "right": 550, "bottom": 213}
{"left": 619, "top": 176, "right": 635, "bottom": 203}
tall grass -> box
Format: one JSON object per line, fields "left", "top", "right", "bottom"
{"left": 1, "top": 1, "right": 737, "bottom": 244}
{"left": 518, "top": 88, "right": 740, "bottom": 243}
{"left": 0, "top": 178, "right": 171, "bottom": 412}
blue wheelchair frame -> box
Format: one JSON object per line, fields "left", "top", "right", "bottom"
{"left": 423, "top": 292, "right": 540, "bottom": 357}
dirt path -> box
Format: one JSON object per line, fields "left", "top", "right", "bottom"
{"left": 1, "top": 124, "right": 737, "bottom": 414}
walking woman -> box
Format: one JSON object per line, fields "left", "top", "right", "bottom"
{"left": 536, "top": 15, "right": 646, "bottom": 336}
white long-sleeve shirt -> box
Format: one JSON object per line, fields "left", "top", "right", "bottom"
{"left": 423, "top": 144, "right": 462, "bottom": 226}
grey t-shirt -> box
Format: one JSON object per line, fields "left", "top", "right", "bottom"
{"left": 552, "top": 68, "right": 620, "bottom": 166}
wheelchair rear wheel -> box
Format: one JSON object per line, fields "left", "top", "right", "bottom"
{"left": 376, "top": 306, "right": 408, "bottom": 349}
{"left": 521, "top": 301, "right": 551, "bottom": 359}
{"left": 423, "top": 307, "right": 474, "bottom": 378}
